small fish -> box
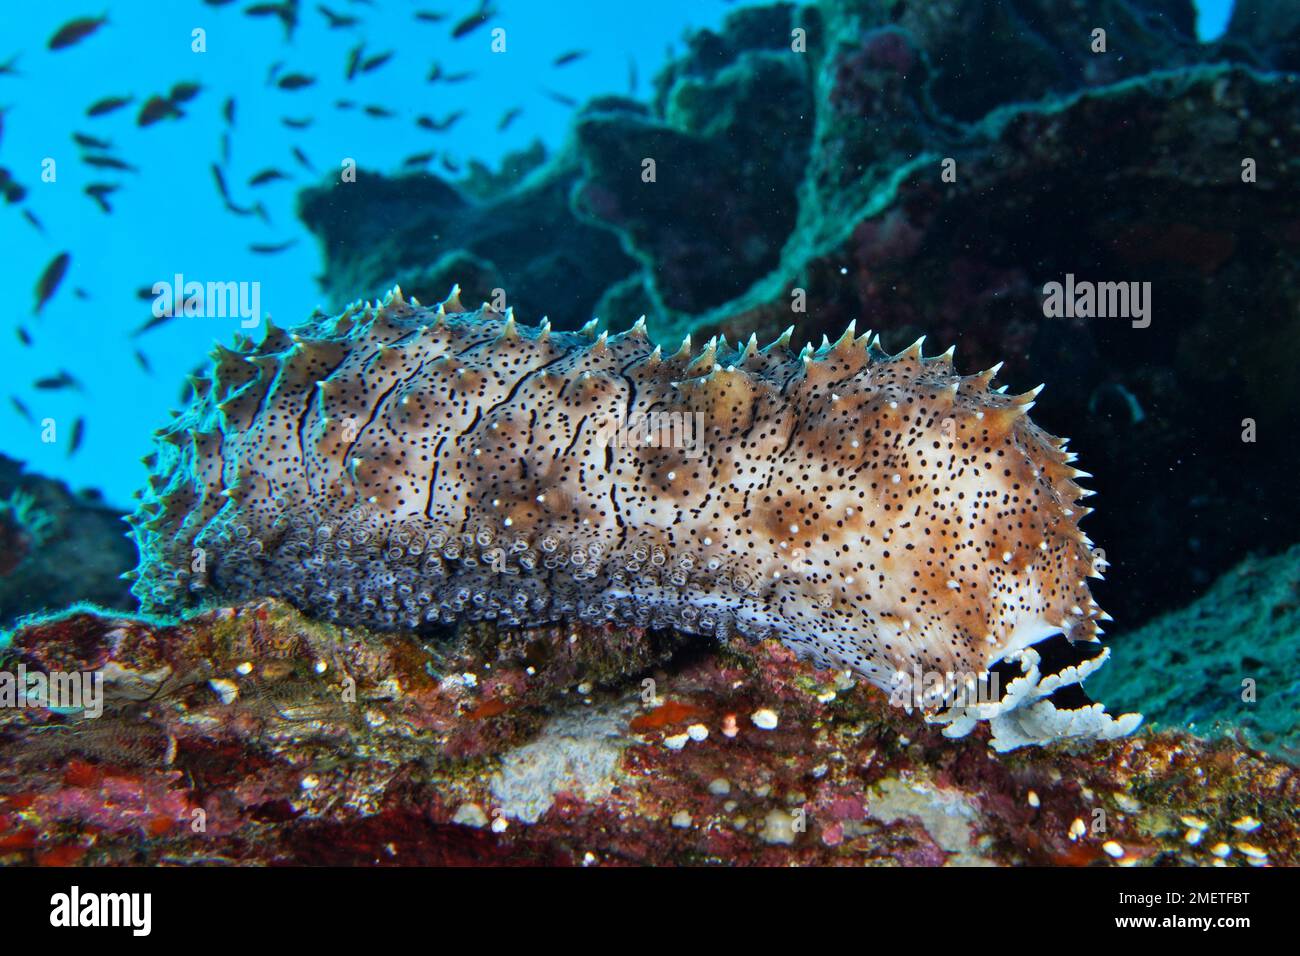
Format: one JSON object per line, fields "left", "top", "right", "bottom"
{"left": 210, "top": 166, "right": 267, "bottom": 220}
{"left": 73, "top": 288, "right": 91, "bottom": 301}
{"left": 73, "top": 131, "right": 113, "bottom": 150}
{"left": 221, "top": 130, "right": 232, "bottom": 164}
{"left": 553, "top": 50, "right": 586, "bottom": 68}
{"left": 441, "top": 154, "right": 461, "bottom": 175}
{"left": 236, "top": 200, "right": 270, "bottom": 223}
{"left": 543, "top": 89, "right": 578, "bottom": 107}
{"left": 282, "top": 115, "right": 314, "bottom": 129}
{"left": 345, "top": 43, "right": 364, "bottom": 80}
{"left": 359, "top": 50, "right": 393, "bottom": 73}
{"left": 267, "top": 61, "right": 285, "bottom": 84}
{"left": 211, "top": 163, "right": 233, "bottom": 203}
{"left": 22, "top": 209, "right": 43, "bottom": 233}
{"left": 0, "top": 165, "right": 26, "bottom": 203}
{"left": 82, "top": 154, "right": 137, "bottom": 173}
{"left": 34, "top": 369, "right": 82, "bottom": 391}
{"left": 138, "top": 95, "right": 182, "bottom": 127}
{"left": 413, "top": 9, "right": 446, "bottom": 23}
{"left": 277, "top": 73, "right": 316, "bottom": 91}
{"left": 11, "top": 396, "right": 33, "bottom": 424}
{"left": 291, "top": 145, "right": 315, "bottom": 172}
{"left": 249, "top": 239, "right": 298, "bottom": 254}
{"left": 335, "top": 98, "right": 356, "bottom": 110}
{"left": 248, "top": 168, "right": 290, "bottom": 186}
{"left": 451, "top": 1, "right": 494, "bottom": 39}
{"left": 132, "top": 312, "right": 177, "bottom": 337}
{"left": 497, "top": 106, "right": 522, "bottom": 131}
{"left": 84, "top": 182, "right": 119, "bottom": 213}
{"left": 363, "top": 104, "right": 394, "bottom": 119}
{"left": 443, "top": 70, "right": 473, "bottom": 84}
{"left": 33, "top": 252, "right": 70, "bottom": 315}
{"left": 416, "top": 111, "right": 463, "bottom": 132}
{"left": 317, "top": 4, "right": 358, "bottom": 28}
{"left": 87, "top": 94, "right": 132, "bottom": 117}
{"left": 68, "top": 416, "right": 85, "bottom": 456}
{"left": 245, "top": 1, "right": 294, "bottom": 28}
{"left": 49, "top": 15, "right": 109, "bottom": 51}
{"left": 133, "top": 349, "right": 152, "bottom": 374}
{"left": 426, "top": 61, "right": 443, "bottom": 83}
{"left": 0, "top": 54, "right": 21, "bottom": 77}
{"left": 402, "top": 150, "right": 436, "bottom": 168}
{"left": 169, "top": 81, "right": 202, "bottom": 104}
{"left": 15, "top": 327, "right": 32, "bottom": 347}
{"left": 272, "top": 1, "right": 300, "bottom": 40}
{"left": 223, "top": 97, "right": 237, "bottom": 126}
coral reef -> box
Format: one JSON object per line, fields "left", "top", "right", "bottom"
{"left": 0, "top": 454, "right": 135, "bottom": 627}
{"left": 130, "top": 285, "right": 1133, "bottom": 749}
{"left": 295, "top": 0, "right": 1300, "bottom": 637}
{"left": 297, "top": 139, "right": 638, "bottom": 331}
{"left": 0, "top": 600, "right": 1291, "bottom": 866}
{"left": 1090, "top": 544, "right": 1300, "bottom": 762}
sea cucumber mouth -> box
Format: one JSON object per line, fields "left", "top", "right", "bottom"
{"left": 929, "top": 630, "right": 1142, "bottom": 752}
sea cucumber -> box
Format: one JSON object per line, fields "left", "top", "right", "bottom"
{"left": 130, "top": 285, "right": 1140, "bottom": 750}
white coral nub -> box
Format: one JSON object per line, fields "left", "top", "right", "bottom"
{"left": 931, "top": 645, "right": 1142, "bottom": 751}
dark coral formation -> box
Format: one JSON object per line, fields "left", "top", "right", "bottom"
{"left": 1, "top": 600, "right": 1293, "bottom": 866}
{"left": 297, "top": 141, "right": 638, "bottom": 329}
{"left": 0, "top": 454, "right": 135, "bottom": 627}
{"left": 297, "top": 0, "right": 1300, "bottom": 642}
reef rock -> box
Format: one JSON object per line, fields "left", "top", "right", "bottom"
{"left": 0, "top": 454, "right": 135, "bottom": 627}
{"left": 0, "top": 600, "right": 1291, "bottom": 866}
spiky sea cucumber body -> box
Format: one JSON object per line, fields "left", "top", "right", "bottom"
{"left": 131, "top": 286, "right": 1139, "bottom": 748}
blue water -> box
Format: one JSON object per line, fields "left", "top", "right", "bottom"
{"left": 0, "top": 0, "right": 1236, "bottom": 505}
